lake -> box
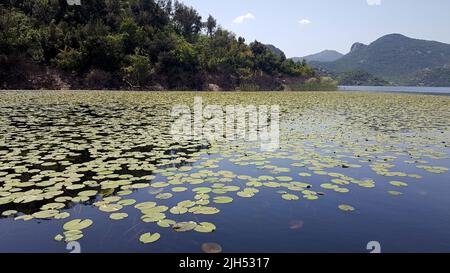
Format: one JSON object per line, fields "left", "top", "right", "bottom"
{"left": 0, "top": 91, "right": 449, "bottom": 253}
{"left": 339, "top": 85, "right": 450, "bottom": 95}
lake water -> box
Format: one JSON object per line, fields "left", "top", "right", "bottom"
{"left": 339, "top": 86, "right": 450, "bottom": 95}
{"left": 0, "top": 91, "right": 449, "bottom": 253}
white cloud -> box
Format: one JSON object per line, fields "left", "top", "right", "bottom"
{"left": 299, "top": 19, "right": 311, "bottom": 25}
{"left": 233, "top": 13, "right": 256, "bottom": 24}
{"left": 367, "top": 0, "right": 382, "bottom": 6}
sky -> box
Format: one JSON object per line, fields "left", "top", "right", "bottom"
{"left": 179, "top": 0, "right": 450, "bottom": 57}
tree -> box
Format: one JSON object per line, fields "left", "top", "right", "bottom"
{"left": 173, "top": 1, "right": 203, "bottom": 39}
{"left": 53, "top": 47, "right": 83, "bottom": 71}
{"left": 122, "top": 52, "right": 153, "bottom": 88}
{"left": 1, "top": 0, "right": 316, "bottom": 90}
{"left": 205, "top": 15, "right": 217, "bottom": 37}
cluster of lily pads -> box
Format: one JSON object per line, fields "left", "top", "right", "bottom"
{"left": 0, "top": 91, "right": 449, "bottom": 250}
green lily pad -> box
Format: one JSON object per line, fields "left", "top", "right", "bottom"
{"left": 156, "top": 193, "right": 173, "bottom": 200}
{"left": 170, "top": 206, "right": 188, "bottom": 214}
{"left": 99, "top": 204, "right": 123, "bottom": 212}
{"left": 194, "top": 222, "right": 216, "bottom": 233}
{"left": 157, "top": 219, "right": 176, "bottom": 228}
{"left": 63, "top": 219, "right": 93, "bottom": 231}
{"left": 172, "top": 187, "right": 188, "bottom": 192}
{"left": 173, "top": 221, "right": 197, "bottom": 232}
{"left": 281, "top": 194, "right": 299, "bottom": 201}
{"left": 139, "top": 232, "right": 161, "bottom": 244}
{"left": 338, "top": 204, "right": 355, "bottom": 212}
{"left": 110, "top": 213, "right": 128, "bottom": 220}
{"left": 141, "top": 212, "right": 166, "bottom": 223}
{"left": 213, "top": 196, "right": 233, "bottom": 204}
{"left": 390, "top": 181, "right": 408, "bottom": 187}
{"left": 388, "top": 191, "right": 403, "bottom": 196}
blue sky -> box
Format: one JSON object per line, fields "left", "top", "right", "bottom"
{"left": 180, "top": 0, "right": 450, "bottom": 57}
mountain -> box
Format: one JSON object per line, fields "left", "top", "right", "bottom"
{"left": 338, "top": 70, "right": 390, "bottom": 86}
{"left": 314, "top": 34, "right": 450, "bottom": 85}
{"left": 409, "top": 67, "right": 450, "bottom": 87}
{"left": 292, "top": 50, "right": 343, "bottom": 63}
{"left": 264, "top": 44, "right": 286, "bottom": 58}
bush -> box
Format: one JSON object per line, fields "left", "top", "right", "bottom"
{"left": 288, "top": 77, "right": 337, "bottom": 91}
{"left": 53, "top": 47, "right": 84, "bottom": 72}
{"left": 121, "top": 53, "right": 152, "bottom": 88}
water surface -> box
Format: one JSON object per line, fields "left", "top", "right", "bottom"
{"left": 339, "top": 86, "right": 450, "bottom": 95}
{"left": 0, "top": 91, "right": 449, "bottom": 253}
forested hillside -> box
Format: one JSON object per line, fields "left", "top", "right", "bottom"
{"left": 0, "top": 0, "right": 315, "bottom": 90}
{"left": 314, "top": 34, "right": 450, "bottom": 85}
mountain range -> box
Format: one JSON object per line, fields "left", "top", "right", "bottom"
{"left": 292, "top": 50, "right": 344, "bottom": 63}
{"left": 310, "top": 34, "right": 450, "bottom": 86}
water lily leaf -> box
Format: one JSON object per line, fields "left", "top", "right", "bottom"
{"left": 189, "top": 206, "right": 220, "bottom": 215}
{"left": 78, "top": 190, "right": 97, "bottom": 197}
{"left": 194, "top": 222, "right": 216, "bottom": 233}
{"left": 178, "top": 200, "right": 196, "bottom": 208}
{"left": 135, "top": 202, "right": 157, "bottom": 210}
{"left": 388, "top": 191, "right": 403, "bottom": 196}
{"left": 141, "top": 212, "right": 166, "bottom": 223}
{"left": 156, "top": 193, "right": 173, "bottom": 200}
{"left": 304, "top": 195, "right": 319, "bottom": 200}
{"left": 1, "top": 210, "right": 17, "bottom": 217}
{"left": 54, "top": 212, "right": 70, "bottom": 219}
{"left": 110, "top": 213, "right": 128, "bottom": 220}
{"left": 173, "top": 221, "right": 197, "bottom": 232}
{"left": 172, "top": 187, "right": 187, "bottom": 192}
{"left": 99, "top": 204, "right": 123, "bottom": 212}
{"left": 213, "top": 196, "right": 233, "bottom": 204}
{"left": 33, "top": 210, "right": 59, "bottom": 219}
{"left": 63, "top": 219, "right": 93, "bottom": 231}
{"left": 237, "top": 191, "right": 255, "bottom": 198}
{"left": 54, "top": 234, "right": 64, "bottom": 242}
{"left": 320, "top": 183, "right": 338, "bottom": 189}
{"left": 141, "top": 205, "right": 168, "bottom": 214}
{"left": 117, "top": 199, "right": 136, "bottom": 206}
{"left": 151, "top": 182, "right": 169, "bottom": 188}
{"left": 338, "top": 204, "right": 355, "bottom": 212}
{"left": 282, "top": 194, "right": 299, "bottom": 201}
{"left": 139, "top": 232, "right": 160, "bottom": 244}
{"left": 170, "top": 206, "right": 188, "bottom": 215}
{"left": 201, "top": 242, "right": 222, "bottom": 253}
{"left": 14, "top": 214, "right": 33, "bottom": 221}
{"left": 157, "top": 219, "right": 176, "bottom": 228}
{"left": 390, "top": 181, "right": 408, "bottom": 187}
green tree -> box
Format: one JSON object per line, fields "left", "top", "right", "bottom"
{"left": 173, "top": 1, "right": 203, "bottom": 39}
{"left": 122, "top": 52, "right": 153, "bottom": 87}
{"left": 205, "top": 15, "right": 217, "bottom": 37}
{"left": 53, "top": 47, "right": 83, "bottom": 71}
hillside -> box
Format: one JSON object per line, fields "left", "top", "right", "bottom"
{"left": 0, "top": 0, "right": 313, "bottom": 91}
{"left": 315, "top": 34, "right": 450, "bottom": 85}
{"left": 292, "top": 50, "right": 343, "bottom": 63}
{"left": 409, "top": 67, "right": 450, "bottom": 87}
{"left": 338, "top": 71, "right": 390, "bottom": 86}
{"left": 264, "top": 44, "right": 286, "bottom": 59}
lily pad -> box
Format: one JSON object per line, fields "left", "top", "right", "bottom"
{"left": 139, "top": 232, "right": 161, "bottom": 244}
{"left": 63, "top": 219, "right": 93, "bottom": 231}
{"left": 110, "top": 213, "right": 128, "bottom": 220}
{"left": 338, "top": 204, "right": 355, "bottom": 212}
{"left": 194, "top": 222, "right": 216, "bottom": 233}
